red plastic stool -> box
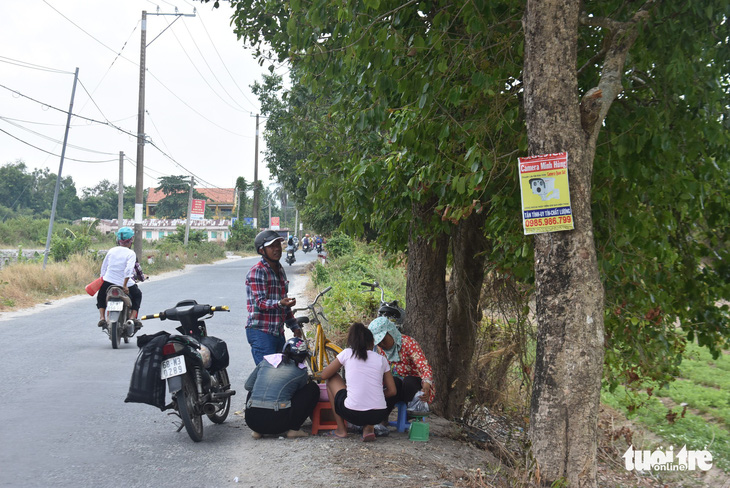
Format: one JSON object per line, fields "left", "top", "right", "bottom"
{"left": 311, "top": 401, "right": 338, "bottom": 435}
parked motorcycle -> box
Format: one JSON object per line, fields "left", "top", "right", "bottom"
{"left": 361, "top": 280, "right": 406, "bottom": 327}
{"left": 285, "top": 246, "right": 296, "bottom": 266}
{"left": 135, "top": 300, "right": 235, "bottom": 442}
{"left": 104, "top": 285, "right": 137, "bottom": 349}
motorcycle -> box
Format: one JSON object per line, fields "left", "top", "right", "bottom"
{"left": 361, "top": 280, "right": 406, "bottom": 327}
{"left": 104, "top": 285, "right": 137, "bottom": 349}
{"left": 137, "top": 300, "right": 235, "bottom": 442}
{"left": 285, "top": 246, "right": 296, "bottom": 266}
{"left": 302, "top": 242, "right": 312, "bottom": 253}
{"left": 315, "top": 242, "right": 323, "bottom": 254}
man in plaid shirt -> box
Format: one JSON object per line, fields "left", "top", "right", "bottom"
{"left": 246, "top": 230, "right": 303, "bottom": 364}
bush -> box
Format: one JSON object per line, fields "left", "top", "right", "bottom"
{"left": 226, "top": 220, "right": 257, "bottom": 252}
{"left": 309, "top": 240, "right": 406, "bottom": 332}
{"left": 325, "top": 232, "right": 355, "bottom": 259}
{"left": 50, "top": 233, "right": 92, "bottom": 262}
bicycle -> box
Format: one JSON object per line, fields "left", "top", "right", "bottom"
{"left": 292, "top": 286, "right": 343, "bottom": 380}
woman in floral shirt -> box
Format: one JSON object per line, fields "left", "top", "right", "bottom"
{"left": 368, "top": 317, "right": 435, "bottom": 414}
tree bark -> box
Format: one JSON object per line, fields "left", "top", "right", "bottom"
{"left": 523, "top": 1, "right": 604, "bottom": 486}
{"left": 444, "top": 211, "right": 489, "bottom": 418}
{"left": 404, "top": 198, "right": 449, "bottom": 415}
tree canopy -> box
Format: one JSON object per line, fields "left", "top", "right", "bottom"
{"left": 216, "top": 0, "right": 729, "bottom": 391}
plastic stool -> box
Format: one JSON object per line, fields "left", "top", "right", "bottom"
{"left": 389, "top": 401, "right": 410, "bottom": 432}
{"left": 311, "top": 401, "right": 338, "bottom": 435}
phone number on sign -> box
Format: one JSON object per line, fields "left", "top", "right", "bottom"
{"left": 525, "top": 215, "right": 572, "bottom": 228}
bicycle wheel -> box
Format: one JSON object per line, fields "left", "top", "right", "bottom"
{"left": 206, "top": 368, "right": 231, "bottom": 424}
{"left": 176, "top": 372, "right": 204, "bottom": 442}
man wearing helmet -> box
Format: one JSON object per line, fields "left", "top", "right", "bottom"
{"left": 245, "top": 229, "right": 303, "bottom": 365}
{"left": 244, "top": 337, "right": 319, "bottom": 438}
{"left": 96, "top": 227, "right": 143, "bottom": 330}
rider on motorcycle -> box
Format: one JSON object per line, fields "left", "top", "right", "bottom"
{"left": 302, "top": 234, "right": 310, "bottom": 248}
{"left": 96, "top": 227, "right": 143, "bottom": 330}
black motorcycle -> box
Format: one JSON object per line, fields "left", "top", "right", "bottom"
{"left": 302, "top": 242, "right": 312, "bottom": 253}
{"left": 104, "top": 285, "right": 136, "bottom": 349}
{"left": 361, "top": 280, "right": 406, "bottom": 327}
{"left": 130, "top": 300, "right": 235, "bottom": 442}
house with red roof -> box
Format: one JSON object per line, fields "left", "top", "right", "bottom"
{"left": 146, "top": 187, "right": 236, "bottom": 219}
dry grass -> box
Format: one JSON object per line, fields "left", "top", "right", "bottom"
{"left": 0, "top": 255, "right": 98, "bottom": 311}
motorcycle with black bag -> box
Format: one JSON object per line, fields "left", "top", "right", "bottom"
{"left": 125, "top": 300, "right": 235, "bottom": 442}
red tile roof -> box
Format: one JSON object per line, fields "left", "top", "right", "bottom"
{"left": 146, "top": 187, "right": 235, "bottom": 204}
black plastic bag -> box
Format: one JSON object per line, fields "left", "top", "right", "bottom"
{"left": 199, "top": 335, "right": 229, "bottom": 373}
{"left": 124, "top": 332, "right": 170, "bottom": 410}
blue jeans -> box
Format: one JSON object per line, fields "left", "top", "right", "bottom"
{"left": 246, "top": 328, "right": 286, "bottom": 365}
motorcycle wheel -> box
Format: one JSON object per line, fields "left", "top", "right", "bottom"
{"left": 110, "top": 321, "right": 122, "bottom": 349}
{"left": 176, "top": 372, "right": 204, "bottom": 442}
{"left": 206, "top": 369, "right": 231, "bottom": 424}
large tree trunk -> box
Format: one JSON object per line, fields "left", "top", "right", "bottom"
{"left": 523, "top": 2, "right": 604, "bottom": 486}
{"left": 404, "top": 199, "right": 449, "bottom": 415}
{"left": 444, "top": 211, "right": 489, "bottom": 418}
{"left": 523, "top": 1, "right": 648, "bottom": 484}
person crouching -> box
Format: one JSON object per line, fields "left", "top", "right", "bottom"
{"left": 244, "top": 337, "right": 320, "bottom": 439}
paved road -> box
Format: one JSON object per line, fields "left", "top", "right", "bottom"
{"left": 0, "top": 251, "right": 317, "bottom": 488}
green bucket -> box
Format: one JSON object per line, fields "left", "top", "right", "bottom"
{"left": 409, "top": 420, "right": 430, "bottom": 441}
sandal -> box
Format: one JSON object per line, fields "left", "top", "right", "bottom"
{"left": 97, "top": 319, "right": 107, "bottom": 328}
{"left": 362, "top": 432, "right": 376, "bottom": 442}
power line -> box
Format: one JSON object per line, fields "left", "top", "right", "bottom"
{"left": 0, "top": 55, "right": 73, "bottom": 74}
{"left": 0, "top": 127, "right": 117, "bottom": 164}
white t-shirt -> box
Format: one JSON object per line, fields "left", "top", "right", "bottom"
{"left": 100, "top": 246, "right": 136, "bottom": 286}
{"left": 337, "top": 348, "right": 390, "bottom": 411}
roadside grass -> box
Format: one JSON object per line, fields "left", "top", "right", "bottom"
{"left": 0, "top": 242, "right": 226, "bottom": 312}
{"left": 602, "top": 341, "right": 730, "bottom": 472}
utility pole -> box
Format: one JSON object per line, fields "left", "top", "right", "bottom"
{"left": 133, "top": 10, "right": 147, "bottom": 260}
{"left": 118, "top": 151, "right": 124, "bottom": 229}
{"left": 252, "top": 114, "right": 260, "bottom": 229}
{"left": 43, "top": 67, "right": 79, "bottom": 269}
{"left": 133, "top": 8, "right": 196, "bottom": 260}
{"left": 184, "top": 176, "right": 194, "bottom": 246}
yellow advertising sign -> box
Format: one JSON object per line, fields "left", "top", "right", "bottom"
{"left": 518, "top": 152, "right": 574, "bottom": 235}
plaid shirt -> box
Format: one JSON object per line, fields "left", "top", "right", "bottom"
{"left": 245, "top": 257, "right": 295, "bottom": 336}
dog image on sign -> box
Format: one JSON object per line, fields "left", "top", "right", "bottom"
{"left": 529, "top": 177, "right": 560, "bottom": 201}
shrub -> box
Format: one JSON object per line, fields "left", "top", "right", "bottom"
{"left": 325, "top": 232, "right": 355, "bottom": 259}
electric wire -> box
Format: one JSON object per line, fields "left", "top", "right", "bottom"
{"left": 0, "top": 56, "right": 73, "bottom": 74}
{"left": 192, "top": 14, "right": 259, "bottom": 111}
{"left": 164, "top": 17, "right": 248, "bottom": 112}
{"left": 0, "top": 116, "right": 118, "bottom": 156}
{"left": 0, "top": 127, "right": 118, "bottom": 164}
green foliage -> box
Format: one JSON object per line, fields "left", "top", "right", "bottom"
{"left": 309, "top": 240, "right": 406, "bottom": 331}
{"left": 603, "top": 386, "right": 730, "bottom": 472}
{"left": 155, "top": 175, "right": 207, "bottom": 219}
{"left": 226, "top": 219, "right": 257, "bottom": 252}
{"left": 49, "top": 232, "right": 91, "bottom": 262}
{"left": 0, "top": 216, "right": 49, "bottom": 246}
{"left": 223, "top": 0, "right": 730, "bottom": 395}
{"left": 160, "top": 225, "right": 207, "bottom": 244}
{"left": 324, "top": 232, "right": 354, "bottom": 259}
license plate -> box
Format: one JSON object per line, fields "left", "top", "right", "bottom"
{"left": 107, "top": 301, "right": 123, "bottom": 311}
{"left": 161, "top": 356, "right": 187, "bottom": 380}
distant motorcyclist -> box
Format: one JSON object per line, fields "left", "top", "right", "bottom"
{"left": 96, "top": 227, "right": 143, "bottom": 330}
{"left": 302, "top": 234, "right": 310, "bottom": 248}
